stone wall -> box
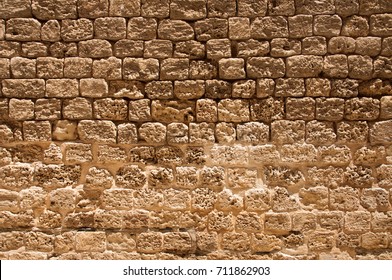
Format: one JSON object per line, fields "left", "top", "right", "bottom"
{"left": 0, "top": 0, "right": 392, "bottom": 260}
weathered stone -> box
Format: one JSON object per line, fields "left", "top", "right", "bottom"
{"left": 151, "top": 100, "right": 193, "bottom": 123}
{"left": 251, "top": 16, "right": 288, "bottom": 38}
{"left": 109, "top": 0, "right": 140, "bottom": 16}
{"left": 78, "top": 120, "right": 117, "bottom": 143}
{"left": 370, "top": 14, "right": 392, "bottom": 36}
{"left": 205, "top": 79, "right": 231, "bottom": 98}
{"left": 356, "top": 37, "right": 382, "bottom": 56}
{"left": 9, "top": 99, "right": 34, "bottom": 120}
{"left": 218, "top": 99, "right": 250, "bottom": 122}
{"left": 170, "top": 0, "right": 206, "bottom": 20}
{"left": 345, "top": 97, "right": 380, "bottom": 120}
{"left": 61, "top": 19, "right": 93, "bottom": 41}
{"left": 271, "top": 120, "right": 305, "bottom": 143}
{"left": 3, "top": 79, "right": 45, "bottom": 98}
{"left": 63, "top": 98, "right": 92, "bottom": 120}
{"left": 158, "top": 20, "right": 194, "bottom": 41}
{"left": 247, "top": 57, "right": 285, "bottom": 78}
{"left": 161, "top": 58, "right": 189, "bottom": 80}
{"left": 78, "top": 0, "right": 108, "bottom": 18}
{"left": 94, "top": 98, "right": 128, "bottom": 120}
{"left": 207, "top": 0, "right": 236, "bottom": 18}
{"left": 79, "top": 39, "right": 112, "bottom": 58}
{"left": 318, "top": 145, "right": 352, "bottom": 165}
{"left": 113, "top": 40, "right": 143, "bottom": 58}
{"left": 288, "top": 15, "right": 313, "bottom": 38}
{"left": 237, "top": 39, "right": 270, "bottom": 57}
{"left": 5, "top": 19, "right": 41, "bottom": 41}
{"left": 316, "top": 98, "right": 345, "bottom": 121}
{"left": 237, "top": 122, "right": 269, "bottom": 144}
{"left": 251, "top": 97, "right": 284, "bottom": 122}
{"left": 302, "top": 36, "right": 327, "bottom": 55}
{"left": 139, "top": 122, "right": 166, "bottom": 144}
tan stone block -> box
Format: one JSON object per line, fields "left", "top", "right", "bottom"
{"left": 318, "top": 145, "right": 351, "bottom": 165}
{"left": 370, "top": 14, "right": 392, "bottom": 36}
{"left": 330, "top": 186, "right": 360, "bottom": 211}
{"left": 288, "top": 15, "right": 313, "bottom": 38}
{"left": 174, "top": 40, "right": 205, "bottom": 59}
{"left": 219, "top": 58, "right": 245, "bottom": 79}
{"left": 137, "top": 232, "right": 163, "bottom": 253}
{"left": 257, "top": 79, "right": 275, "bottom": 98}
{"left": 36, "top": 57, "right": 63, "bottom": 79}
{"left": 34, "top": 98, "right": 61, "bottom": 121}
{"left": 361, "top": 188, "right": 390, "bottom": 212}
{"left": 0, "top": 41, "right": 21, "bottom": 58}
{"left": 94, "top": 98, "right": 127, "bottom": 120}
{"left": 344, "top": 164, "right": 373, "bottom": 188}
{"left": 271, "top": 38, "right": 301, "bottom": 57}
{"left": 129, "top": 146, "right": 156, "bottom": 164}
{"left": 247, "top": 57, "right": 285, "bottom": 78}
{"left": 109, "top": 0, "right": 140, "bottom": 16}
{"left": 381, "top": 37, "right": 392, "bottom": 56}
{"left": 107, "top": 232, "right": 136, "bottom": 251}
{"left": 0, "top": 124, "right": 14, "bottom": 144}
{"left": 342, "top": 15, "right": 369, "bottom": 37}
{"left": 0, "top": 232, "right": 25, "bottom": 251}
{"left": 63, "top": 142, "right": 92, "bottom": 164}
{"left": 316, "top": 98, "right": 344, "bottom": 121}
{"left": 336, "top": 121, "right": 368, "bottom": 144}
{"left": 141, "top": 0, "right": 169, "bottom": 17}
{"left": 328, "top": 37, "right": 356, "bottom": 54}
{"left": 63, "top": 212, "right": 95, "bottom": 229}
{"left": 163, "top": 232, "right": 194, "bottom": 254}
{"left": 306, "top": 120, "right": 336, "bottom": 144}
{"left": 170, "top": 0, "right": 206, "bottom": 20}
{"left": 194, "top": 18, "right": 227, "bottom": 42}
{"left": 115, "top": 165, "right": 146, "bottom": 189}
{"left": 264, "top": 166, "right": 304, "bottom": 187}
{"left": 232, "top": 80, "right": 256, "bottom": 98}
{"left": 146, "top": 81, "right": 173, "bottom": 99}
{"left": 344, "top": 211, "right": 371, "bottom": 233}
{"left": 251, "top": 16, "right": 288, "bottom": 38}
{"left": 174, "top": 80, "right": 204, "bottom": 99}
{"left": 175, "top": 167, "right": 198, "bottom": 189}
{"left": 49, "top": 188, "right": 76, "bottom": 214}
{"left": 129, "top": 99, "right": 151, "bottom": 121}
{"left": 196, "top": 232, "right": 218, "bottom": 252}
{"left": 196, "top": 99, "right": 217, "bottom": 122}
{"left": 200, "top": 166, "right": 225, "bottom": 189}
{"left": 123, "top": 58, "right": 159, "bottom": 81}
{"left": 63, "top": 58, "right": 92, "bottom": 78}
{"left": 102, "top": 189, "right": 133, "bottom": 210}
{"left": 5, "top": 18, "right": 40, "bottom": 41}
{"left": 78, "top": 120, "right": 116, "bottom": 143}
{"left": 371, "top": 212, "right": 392, "bottom": 232}
{"left": 237, "top": 122, "right": 269, "bottom": 144}
{"left": 215, "top": 122, "right": 236, "bottom": 143}
{"left": 300, "top": 186, "right": 329, "bottom": 210}
{"left": 207, "top": 210, "right": 234, "bottom": 231}
{"left": 139, "top": 122, "right": 166, "bottom": 144}
{"left": 94, "top": 210, "right": 123, "bottom": 229}
{"left": 228, "top": 17, "right": 250, "bottom": 40}
{"left": 32, "top": 0, "right": 77, "bottom": 19}
{"left": 3, "top": 79, "right": 45, "bottom": 98}
{"left": 134, "top": 188, "right": 164, "bottom": 209}
{"left": 61, "top": 19, "right": 93, "bottom": 41}
{"left": 306, "top": 78, "right": 330, "bottom": 97}
{"left": 281, "top": 143, "right": 318, "bottom": 163}
{"left": 264, "top": 213, "right": 291, "bottom": 234}
{"left": 323, "top": 55, "right": 349, "bottom": 78}
{"left": 0, "top": 147, "right": 12, "bottom": 166}
{"left": 374, "top": 57, "right": 392, "bottom": 78}
{"left": 63, "top": 98, "right": 92, "bottom": 120}
{"left": 222, "top": 232, "right": 250, "bottom": 251}
{"left": 287, "top": 55, "right": 323, "bottom": 78}
{"left": 25, "top": 232, "right": 53, "bottom": 252}
{"left": 156, "top": 145, "right": 184, "bottom": 165}
{"left": 167, "top": 123, "right": 188, "bottom": 144}
{"left": 251, "top": 233, "right": 283, "bottom": 252}
{"left": 345, "top": 97, "right": 380, "bottom": 120}
{"left": 9, "top": 57, "right": 34, "bottom": 78}
{"left": 0, "top": 210, "right": 34, "bottom": 229}
{"left": 0, "top": 20, "right": 4, "bottom": 40}
{"left": 207, "top": 0, "right": 236, "bottom": 18}
{"left": 271, "top": 120, "right": 305, "bottom": 144}
{"left": 302, "top": 36, "right": 327, "bottom": 55}
{"left": 218, "top": 99, "right": 250, "bottom": 122}
{"left": 158, "top": 19, "right": 194, "bottom": 41}
{"left": 41, "top": 20, "right": 60, "bottom": 42}
{"left": 250, "top": 97, "right": 284, "bottom": 122}
{"left": 0, "top": 189, "right": 19, "bottom": 212}
{"left": 97, "top": 144, "right": 127, "bottom": 164}
{"left": 144, "top": 40, "right": 172, "bottom": 59}
{"left": 152, "top": 100, "right": 193, "bottom": 122}
{"left": 191, "top": 188, "right": 216, "bottom": 212}
{"left": 85, "top": 167, "right": 114, "bottom": 192}
{"left": 272, "top": 186, "right": 300, "bottom": 212}
{"left": 75, "top": 232, "right": 106, "bottom": 252}
{"left": 91, "top": 57, "right": 122, "bottom": 80}
{"left": 355, "top": 37, "right": 382, "bottom": 56}
{"left": 237, "top": 39, "right": 270, "bottom": 57}
{"left": 206, "top": 39, "right": 231, "bottom": 60}
{"left": 295, "top": 0, "right": 334, "bottom": 14}
{"left": 361, "top": 232, "right": 389, "bottom": 250}
{"left": 249, "top": 144, "right": 280, "bottom": 164}
{"left": 113, "top": 39, "right": 143, "bottom": 58}
{"left": 308, "top": 231, "right": 335, "bottom": 252}
{"left": 216, "top": 189, "right": 243, "bottom": 211}
{"left": 275, "top": 78, "right": 305, "bottom": 97}
{"left": 9, "top": 99, "right": 34, "bottom": 120}
{"left": 348, "top": 55, "right": 373, "bottom": 79}
{"left": 79, "top": 39, "right": 112, "bottom": 58}
{"left": 189, "top": 122, "right": 215, "bottom": 143}
{"left": 286, "top": 97, "right": 315, "bottom": 120}
{"left": 23, "top": 121, "right": 51, "bottom": 141}
{"left": 19, "top": 187, "right": 45, "bottom": 210}
{"left": 205, "top": 79, "right": 231, "bottom": 98}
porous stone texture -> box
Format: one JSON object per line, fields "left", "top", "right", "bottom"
{"left": 0, "top": 0, "right": 391, "bottom": 261}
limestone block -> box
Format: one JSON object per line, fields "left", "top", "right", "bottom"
{"left": 323, "top": 55, "right": 348, "bottom": 78}
{"left": 107, "top": 232, "right": 136, "bottom": 251}
{"left": 79, "top": 39, "right": 113, "bottom": 58}
{"left": 49, "top": 42, "right": 77, "bottom": 58}
{"left": 251, "top": 16, "right": 288, "bottom": 38}
{"left": 206, "top": 39, "right": 231, "bottom": 60}
{"left": 247, "top": 57, "right": 285, "bottom": 78}
{"left": 222, "top": 232, "right": 250, "bottom": 251}
{"left": 205, "top": 79, "right": 231, "bottom": 98}
{"left": 63, "top": 212, "right": 95, "bottom": 229}
{"left": 78, "top": 0, "right": 108, "bottom": 18}
{"left": 251, "top": 233, "right": 283, "bottom": 252}
{"left": 78, "top": 120, "right": 117, "bottom": 143}
{"left": 10, "top": 57, "right": 35, "bottom": 78}
{"left": 189, "top": 122, "right": 215, "bottom": 143}
{"left": 109, "top": 81, "right": 144, "bottom": 99}
{"left": 288, "top": 15, "right": 313, "bottom": 38}
{"left": 299, "top": 186, "right": 329, "bottom": 210}
{"left": 191, "top": 188, "right": 216, "bottom": 212}
{"left": 129, "top": 99, "right": 151, "bottom": 121}
{"left": 237, "top": 122, "right": 269, "bottom": 144}
{"left": 170, "top": 0, "right": 206, "bottom": 20}
{"left": 85, "top": 167, "right": 114, "bottom": 192}
{"left": 286, "top": 97, "right": 315, "bottom": 120}
{"left": 158, "top": 20, "right": 194, "bottom": 41}
{"left": 1, "top": 0, "right": 32, "bottom": 18}
{"left": 79, "top": 78, "right": 108, "bottom": 98}
{"left": 129, "top": 146, "right": 156, "bottom": 164}
{"left": 249, "top": 144, "right": 280, "bottom": 164}
{"left": 25, "top": 232, "right": 54, "bottom": 252}
{"left": 344, "top": 211, "right": 371, "bottom": 233}
{"left": 370, "top": 14, "right": 392, "bottom": 36}
{"left": 250, "top": 97, "right": 284, "bottom": 122}
{"left": 377, "top": 164, "right": 392, "bottom": 188}
{"left": 3, "top": 79, "right": 45, "bottom": 98}
{"left": 160, "top": 58, "right": 189, "bottom": 80}
{"left": 53, "top": 120, "right": 77, "bottom": 141}
{"left": 271, "top": 120, "right": 305, "bottom": 144}
{"left": 117, "top": 123, "right": 137, "bottom": 144}
{"left": 361, "top": 232, "right": 389, "bottom": 250}
{"left": 215, "top": 122, "right": 236, "bottom": 143}
{"left": 113, "top": 39, "right": 144, "bottom": 58}
{"left": 218, "top": 58, "right": 245, "bottom": 80}
{"left": 337, "top": 121, "right": 368, "bottom": 143}
{"left": 49, "top": 188, "right": 76, "bottom": 214}
{"left": 316, "top": 98, "right": 344, "bottom": 121}
{"left": 355, "top": 37, "right": 381, "bottom": 56}
{"left": 305, "top": 78, "right": 330, "bottom": 97}
{"left": 137, "top": 232, "right": 163, "bottom": 253}
{"left": 61, "top": 19, "right": 93, "bottom": 41}
{"left": 167, "top": 123, "right": 189, "bottom": 144}
{"left": 0, "top": 42, "right": 21, "bottom": 58}
{"left": 148, "top": 167, "right": 174, "bottom": 188}
{"left": 109, "top": 0, "right": 140, "bottom": 16}
{"left": 371, "top": 212, "right": 392, "bottom": 232}
{"left": 5, "top": 18, "right": 40, "bottom": 41}
{"left": 207, "top": 211, "right": 234, "bottom": 231}
{"left": 271, "top": 186, "right": 300, "bottom": 212}
{"left": 264, "top": 166, "right": 304, "bottom": 187}
{"left": 275, "top": 78, "right": 305, "bottom": 97}
{"left": 144, "top": 40, "right": 173, "bottom": 59}
{"left": 196, "top": 232, "right": 218, "bottom": 252}
{"left": 23, "top": 121, "right": 51, "bottom": 141}
{"left": 232, "top": 80, "right": 256, "bottom": 98}
{"left": 200, "top": 166, "right": 225, "bottom": 190}
{"left": 330, "top": 187, "right": 360, "bottom": 211}
{"left": 281, "top": 143, "right": 318, "bottom": 163}
{"left": 207, "top": 0, "right": 236, "bottom": 18}
{"left": 354, "top": 146, "right": 386, "bottom": 166}
{"left": 146, "top": 81, "right": 173, "bottom": 99}
{"left": 75, "top": 232, "right": 106, "bottom": 252}
{"left": 194, "top": 18, "right": 228, "bottom": 41}
{"left": 318, "top": 145, "right": 351, "bottom": 165}
{"left": 176, "top": 166, "right": 198, "bottom": 189}
{"left": 308, "top": 231, "right": 335, "bottom": 252}
{"left": 210, "top": 145, "right": 248, "bottom": 165}
{"left": 102, "top": 189, "right": 133, "bottom": 210}
{"left": 0, "top": 20, "right": 3, "bottom": 40}
{"left": 345, "top": 97, "right": 380, "bottom": 120}
{"left": 287, "top": 55, "right": 323, "bottom": 78}
{"left": 174, "top": 80, "right": 205, "bottom": 100}
{"left": 374, "top": 57, "right": 392, "bottom": 78}
{"left": 162, "top": 188, "right": 190, "bottom": 211}
{"left": 237, "top": 39, "right": 270, "bottom": 57}
{"left": 37, "top": 57, "right": 63, "bottom": 79}
{"left": 63, "top": 143, "right": 92, "bottom": 164}
{"left": 97, "top": 145, "right": 127, "bottom": 164}
{"left": 151, "top": 100, "right": 193, "bottom": 123}
{"left": 361, "top": 188, "right": 390, "bottom": 212}
{"left": 306, "top": 121, "right": 336, "bottom": 144}
{"left": 358, "top": 79, "right": 392, "bottom": 97}
{"left": 62, "top": 58, "right": 92, "bottom": 79}
{"left": 133, "top": 189, "right": 163, "bottom": 210}
{"left": 302, "top": 36, "right": 327, "bottom": 55}
{"left": 342, "top": 16, "right": 369, "bottom": 37}
{"left": 63, "top": 98, "right": 92, "bottom": 121}
{"left": 174, "top": 40, "right": 205, "bottom": 59}
{"left": 328, "top": 37, "right": 356, "bottom": 54}
{"left": 35, "top": 98, "right": 61, "bottom": 120}
{"left": 264, "top": 213, "right": 291, "bottom": 234}
{"left": 163, "top": 232, "right": 194, "bottom": 254}
{"left": 94, "top": 98, "right": 128, "bottom": 120}
{"left": 156, "top": 146, "right": 184, "bottom": 165}
{"left": 314, "top": 15, "right": 342, "bottom": 37}
{"left": 335, "top": 0, "right": 359, "bottom": 16}
{"left": 381, "top": 37, "right": 392, "bottom": 56}
{"left": 344, "top": 164, "right": 373, "bottom": 188}
{"left": 196, "top": 99, "right": 217, "bottom": 122}
{"left": 139, "top": 122, "right": 166, "bottom": 144}
{"left": 228, "top": 17, "right": 250, "bottom": 40}
{"left": 271, "top": 38, "right": 301, "bottom": 57}
{"left": 348, "top": 55, "right": 373, "bottom": 79}
{"left": 8, "top": 99, "right": 34, "bottom": 120}
{"left": 218, "top": 99, "right": 250, "bottom": 122}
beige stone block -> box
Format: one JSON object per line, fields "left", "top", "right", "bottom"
{"left": 218, "top": 99, "right": 250, "bottom": 122}
{"left": 251, "top": 233, "right": 283, "bottom": 252}
{"left": 371, "top": 212, "right": 392, "bottom": 232}
{"left": 129, "top": 99, "right": 151, "bottom": 121}
{"left": 63, "top": 142, "right": 92, "bottom": 164}
{"left": 79, "top": 39, "right": 112, "bottom": 58}
{"left": 271, "top": 38, "right": 301, "bottom": 57}
{"left": 53, "top": 120, "right": 77, "bottom": 141}
{"left": 97, "top": 144, "right": 127, "bottom": 164}
{"left": 370, "top": 14, "right": 392, "bottom": 36}
{"left": 207, "top": 0, "right": 236, "bottom": 18}
{"left": 348, "top": 55, "right": 373, "bottom": 79}
{"left": 374, "top": 57, "right": 392, "bottom": 78}
{"left": 264, "top": 165, "right": 304, "bottom": 187}
{"left": 117, "top": 123, "right": 137, "bottom": 144}
{"left": 330, "top": 187, "right": 360, "bottom": 211}
{"left": 233, "top": 80, "right": 256, "bottom": 98}
{"left": 148, "top": 167, "right": 174, "bottom": 188}
{"left": 152, "top": 100, "right": 193, "bottom": 122}
{"left": 139, "top": 122, "right": 166, "bottom": 144}
{"left": 37, "top": 57, "right": 64, "bottom": 79}
{"left": 174, "top": 40, "right": 205, "bottom": 59}
{"left": 281, "top": 143, "right": 317, "bottom": 163}
{"left": 167, "top": 123, "right": 188, "bottom": 144}
{"left": 302, "top": 36, "right": 327, "bottom": 55}
{"left": 361, "top": 188, "right": 390, "bottom": 212}
{"left": 41, "top": 20, "right": 60, "bottom": 42}
{"left": 146, "top": 81, "right": 173, "bottom": 99}
{"left": 207, "top": 210, "right": 234, "bottom": 231}
{"left": 9, "top": 99, "right": 34, "bottom": 120}
{"left": 249, "top": 144, "right": 280, "bottom": 164}
{"left": 141, "top": 0, "right": 169, "bottom": 18}
{"left": 174, "top": 80, "right": 204, "bottom": 99}
{"left": 300, "top": 186, "right": 329, "bottom": 210}
{"left": 190, "top": 122, "right": 215, "bottom": 143}
{"left": 229, "top": 17, "right": 250, "bottom": 40}
{"left": 328, "top": 37, "right": 356, "bottom": 54}
{"left": 144, "top": 40, "right": 173, "bottom": 59}
{"left": 206, "top": 39, "right": 231, "bottom": 60}
{"left": 0, "top": 42, "right": 21, "bottom": 58}
{"left": 78, "top": 120, "right": 117, "bottom": 143}
{"left": 337, "top": 121, "right": 368, "bottom": 143}
{"left": 3, "top": 79, "right": 45, "bottom": 98}
{"left": 318, "top": 145, "right": 352, "bottom": 165}
{"left": 123, "top": 58, "right": 159, "bottom": 81}
{"left": 288, "top": 15, "right": 313, "bottom": 38}
{"left": 64, "top": 57, "right": 92, "bottom": 78}
{"left": 78, "top": 0, "right": 108, "bottom": 18}
{"left": 102, "top": 189, "right": 133, "bottom": 210}
{"left": 163, "top": 232, "right": 194, "bottom": 254}
{"left": 196, "top": 99, "right": 217, "bottom": 122}
{"left": 158, "top": 19, "right": 194, "bottom": 41}
{"left": 271, "top": 120, "right": 305, "bottom": 144}
{"left": 287, "top": 55, "right": 323, "bottom": 78}
{"left": 306, "top": 120, "right": 336, "bottom": 144}
{"left": 200, "top": 166, "right": 225, "bottom": 189}
{"left": 75, "top": 232, "right": 106, "bottom": 252}
{"left": 345, "top": 97, "right": 380, "bottom": 120}
{"left": 264, "top": 213, "right": 291, "bottom": 234}
{"left": 314, "top": 15, "right": 342, "bottom": 37}
{"left": 170, "top": 0, "right": 206, "bottom": 20}
{"left": 247, "top": 57, "right": 285, "bottom": 78}
{"left": 316, "top": 98, "right": 344, "bottom": 121}
{"left": 250, "top": 97, "right": 284, "bottom": 122}
{"left": 237, "top": 121, "right": 269, "bottom": 143}
{"left": 251, "top": 16, "right": 288, "bottom": 38}
{"left": 308, "top": 231, "right": 335, "bottom": 252}
{"left": 113, "top": 39, "right": 143, "bottom": 58}
{"left": 219, "top": 58, "right": 245, "bottom": 79}
{"left": 0, "top": 125, "right": 14, "bottom": 144}
{"left": 94, "top": 98, "right": 127, "bottom": 120}
{"left": 49, "top": 188, "right": 76, "bottom": 214}
{"left": 205, "top": 79, "right": 231, "bottom": 98}
{"left": 191, "top": 188, "right": 216, "bottom": 212}
{"left": 237, "top": 39, "right": 270, "bottom": 57}
{"left": 23, "top": 121, "right": 51, "bottom": 141}
{"left": 194, "top": 18, "right": 227, "bottom": 41}
{"left": 109, "top": 0, "right": 140, "bottom": 16}
{"left": 61, "top": 19, "right": 93, "bottom": 41}
{"left": 196, "top": 232, "right": 218, "bottom": 252}
{"left": 295, "top": 0, "right": 334, "bottom": 14}
{"left": 215, "top": 122, "right": 236, "bottom": 143}
{"left": 5, "top": 18, "right": 41, "bottom": 41}
{"left": 355, "top": 37, "right": 382, "bottom": 56}
{"left": 222, "top": 232, "right": 250, "bottom": 251}
{"left": 137, "top": 232, "right": 163, "bottom": 253}
{"left": 10, "top": 57, "right": 35, "bottom": 78}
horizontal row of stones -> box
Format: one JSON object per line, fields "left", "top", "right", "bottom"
{"left": 1, "top": 166, "right": 392, "bottom": 210}
{"left": 1, "top": 227, "right": 391, "bottom": 258}
{"left": 3, "top": 0, "right": 392, "bottom": 19}
{"left": 0, "top": 55, "right": 391, "bottom": 81}
{"left": 1, "top": 95, "right": 392, "bottom": 122}
{"left": 1, "top": 14, "right": 392, "bottom": 42}
{"left": 1, "top": 118, "right": 392, "bottom": 144}
{"left": 1, "top": 36, "right": 392, "bottom": 61}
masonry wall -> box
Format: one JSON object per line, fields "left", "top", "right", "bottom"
{"left": 0, "top": 0, "right": 392, "bottom": 260}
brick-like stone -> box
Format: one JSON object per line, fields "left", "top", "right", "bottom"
{"left": 5, "top": 19, "right": 41, "bottom": 41}
{"left": 219, "top": 58, "right": 245, "bottom": 79}
{"left": 3, "top": 79, "right": 45, "bottom": 98}
{"left": 158, "top": 20, "right": 194, "bottom": 41}
{"left": 247, "top": 57, "right": 285, "bottom": 78}
{"left": 109, "top": 0, "right": 140, "bottom": 16}
{"left": 218, "top": 99, "right": 250, "bottom": 122}
{"left": 23, "top": 121, "right": 52, "bottom": 141}
{"left": 79, "top": 39, "right": 112, "bottom": 58}
{"left": 78, "top": 120, "right": 117, "bottom": 143}
{"left": 63, "top": 98, "right": 93, "bottom": 120}
{"left": 206, "top": 39, "right": 231, "bottom": 60}
{"left": 161, "top": 58, "right": 189, "bottom": 80}
{"left": 9, "top": 99, "right": 35, "bottom": 120}
{"left": 80, "top": 78, "right": 108, "bottom": 98}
